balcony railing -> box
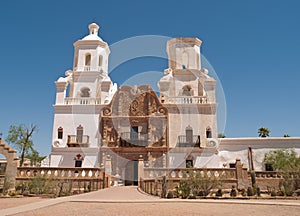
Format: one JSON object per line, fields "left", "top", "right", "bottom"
{"left": 120, "top": 132, "right": 148, "bottom": 141}
{"left": 163, "top": 96, "right": 208, "bottom": 104}
{"left": 119, "top": 132, "right": 149, "bottom": 147}
{"left": 177, "top": 135, "right": 200, "bottom": 147}
{"left": 74, "top": 66, "right": 102, "bottom": 72}
{"left": 64, "top": 98, "right": 101, "bottom": 105}
{"left": 67, "top": 135, "right": 90, "bottom": 147}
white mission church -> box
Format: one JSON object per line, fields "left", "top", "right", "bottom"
{"left": 48, "top": 23, "right": 300, "bottom": 179}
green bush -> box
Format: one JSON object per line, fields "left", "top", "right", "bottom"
{"left": 177, "top": 180, "right": 190, "bottom": 199}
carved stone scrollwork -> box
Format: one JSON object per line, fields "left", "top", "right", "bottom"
{"left": 103, "top": 107, "right": 111, "bottom": 116}
{"left": 158, "top": 106, "right": 167, "bottom": 114}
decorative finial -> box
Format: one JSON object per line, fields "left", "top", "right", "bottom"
{"left": 88, "top": 22, "right": 99, "bottom": 35}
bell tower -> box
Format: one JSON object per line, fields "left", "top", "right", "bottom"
{"left": 51, "top": 23, "right": 117, "bottom": 167}
{"left": 54, "top": 22, "right": 116, "bottom": 105}
{"left": 158, "top": 37, "right": 218, "bottom": 149}
{"left": 167, "top": 38, "right": 202, "bottom": 70}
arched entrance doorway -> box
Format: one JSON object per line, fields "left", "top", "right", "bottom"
{"left": 125, "top": 160, "right": 138, "bottom": 186}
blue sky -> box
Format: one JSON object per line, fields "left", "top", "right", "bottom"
{"left": 0, "top": 0, "right": 300, "bottom": 156}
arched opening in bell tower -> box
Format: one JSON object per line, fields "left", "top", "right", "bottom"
{"left": 182, "top": 51, "right": 189, "bottom": 69}
{"left": 85, "top": 53, "right": 91, "bottom": 70}
{"left": 80, "top": 87, "right": 91, "bottom": 97}
{"left": 182, "top": 85, "right": 193, "bottom": 96}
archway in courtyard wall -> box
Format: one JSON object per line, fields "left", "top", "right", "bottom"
{"left": 99, "top": 85, "right": 168, "bottom": 184}
{"left": 0, "top": 140, "right": 19, "bottom": 192}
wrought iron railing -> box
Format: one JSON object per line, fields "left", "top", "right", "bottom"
{"left": 177, "top": 135, "right": 200, "bottom": 147}
{"left": 67, "top": 135, "right": 90, "bottom": 147}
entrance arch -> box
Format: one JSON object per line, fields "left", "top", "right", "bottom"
{"left": 0, "top": 140, "right": 19, "bottom": 192}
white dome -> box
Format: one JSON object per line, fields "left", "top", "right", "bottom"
{"left": 82, "top": 34, "right": 103, "bottom": 41}
{"left": 82, "top": 22, "right": 103, "bottom": 41}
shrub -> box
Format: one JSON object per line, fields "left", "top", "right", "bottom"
{"left": 167, "top": 190, "right": 174, "bottom": 199}
{"left": 188, "top": 171, "right": 219, "bottom": 197}
{"left": 230, "top": 185, "right": 237, "bottom": 197}
{"left": 177, "top": 180, "right": 190, "bottom": 199}
{"left": 215, "top": 189, "right": 223, "bottom": 197}
{"left": 247, "top": 187, "right": 253, "bottom": 196}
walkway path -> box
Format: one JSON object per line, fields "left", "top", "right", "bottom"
{"left": 0, "top": 187, "right": 300, "bottom": 216}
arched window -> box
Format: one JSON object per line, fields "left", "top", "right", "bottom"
{"left": 80, "top": 87, "right": 90, "bottom": 97}
{"left": 57, "top": 127, "right": 63, "bottom": 139}
{"left": 206, "top": 127, "right": 212, "bottom": 138}
{"left": 77, "top": 125, "right": 84, "bottom": 144}
{"left": 98, "top": 55, "right": 103, "bottom": 68}
{"left": 182, "top": 85, "right": 193, "bottom": 96}
{"left": 182, "top": 51, "right": 189, "bottom": 69}
{"left": 186, "top": 125, "right": 193, "bottom": 143}
{"left": 85, "top": 54, "right": 91, "bottom": 66}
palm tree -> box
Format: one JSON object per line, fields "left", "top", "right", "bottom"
{"left": 283, "top": 134, "right": 290, "bottom": 137}
{"left": 258, "top": 127, "right": 270, "bottom": 138}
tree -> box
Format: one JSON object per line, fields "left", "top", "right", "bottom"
{"left": 218, "top": 133, "right": 226, "bottom": 138}
{"left": 263, "top": 149, "right": 300, "bottom": 171}
{"left": 25, "top": 147, "right": 46, "bottom": 167}
{"left": 283, "top": 134, "right": 290, "bottom": 137}
{"left": 263, "top": 149, "right": 300, "bottom": 195}
{"left": 258, "top": 127, "right": 270, "bottom": 137}
{"left": 5, "top": 124, "right": 37, "bottom": 167}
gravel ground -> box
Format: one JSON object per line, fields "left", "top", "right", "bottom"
{"left": 11, "top": 202, "right": 300, "bottom": 216}
{"left": 2, "top": 187, "right": 300, "bottom": 216}
{"left": 0, "top": 197, "right": 49, "bottom": 210}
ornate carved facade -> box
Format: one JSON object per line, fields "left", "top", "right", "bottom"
{"left": 100, "top": 86, "right": 168, "bottom": 176}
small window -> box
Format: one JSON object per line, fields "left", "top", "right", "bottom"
{"left": 75, "top": 160, "right": 82, "bottom": 167}
{"left": 98, "top": 55, "right": 103, "bottom": 67}
{"left": 206, "top": 128, "right": 212, "bottom": 138}
{"left": 265, "top": 163, "right": 273, "bottom": 171}
{"left": 58, "top": 127, "right": 63, "bottom": 139}
{"left": 74, "top": 154, "right": 84, "bottom": 167}
{"left": 186, "top": 160, "right": 193, "bottom": 168}
{"left": 229, "top": 163, "right": 236, "bottom": 168}
{"left": 85, "top": 54, "right": 91, "bottom": 66}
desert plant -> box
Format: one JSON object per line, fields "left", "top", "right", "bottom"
{"left": 247, "top": 187, "right": 253, "bottom": 196}
{"left": 256, "top": 187, "right": 261, "bottom": 196}
{"left": 230, "top": 185, "right": 237, "bottom": 197}
{"left": 166, "top": 190, "right": 174, "bottom": 198}
{"left": 1, "top": 175, "right": 11, "bottom": 195}
{"left": 177, "top": 180, "right": 190, "bottom": 199}
{"left": 188, "top": 171, "right": 219, "bottom": 197}
{"left": 161, "top": 176, "right": 167, "bottom": 198}
{"left": 215, "top": 188, "right": 223, "bottom": 197}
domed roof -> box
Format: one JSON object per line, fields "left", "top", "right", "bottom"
{"left": 82, "top": 22, "right": 103, "bottom": 41}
